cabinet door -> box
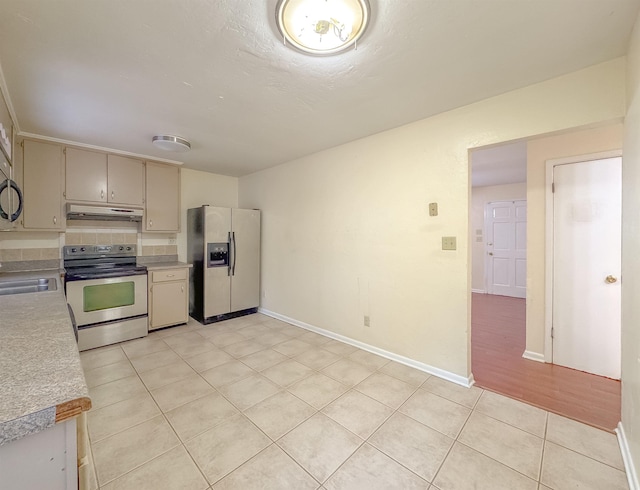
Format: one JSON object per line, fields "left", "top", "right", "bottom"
{"left": 0, "top": 91, "right": 13, "bottom": 163}
{"left": 145, "top": 162, "right": 180, "bottom": 231}
{"left": 107, "top": 155, "right": 144, "bottom": 206}
{"left": 65, "top": 148, "right": 107, "bottom": 202}
{"left": 23, "top": 140, "right": 64, "bottom": 230}
{"left": 150, "top": 280, "right": 188, "bottom": 329}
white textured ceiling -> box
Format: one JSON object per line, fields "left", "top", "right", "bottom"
{"left": 0, "top": 0, "right": 638, "bottom": 177}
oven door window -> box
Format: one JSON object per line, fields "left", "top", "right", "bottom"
{"left": 83, "top": 281, "right": 136, "bottom": 312}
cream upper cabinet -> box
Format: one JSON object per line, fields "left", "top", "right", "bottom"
{"left": 0, "top": 91, "right": 13, "bottom": 163}
{"left": 22, "top": 140, "right": 64, "bottom": 230}
{"left": 106, "top": 155, "right": 144, "bottom": 206}
{"left": 145, "top": 162, "right": 180, "bottom": 232}
{"left": 65, "top": 149, "right": 144, "bottom": 206}
{"left": 65, "top": 148, "right": 107, "bottom": 203}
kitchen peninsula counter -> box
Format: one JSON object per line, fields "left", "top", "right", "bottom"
{"left": 0, "top": 270, "right": 90, "bottom": 446}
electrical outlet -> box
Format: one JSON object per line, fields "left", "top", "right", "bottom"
{"left": 168, "top": 238, "right": 176, "bottom": 245}
{"left": 429, "top": 202, "right": 438, "bottom": 216}
{"left": 364, "top": 315, "right": 370, "bottom": 327}
{"left": 442, "top": 236, "right": 457, "bottom": 250}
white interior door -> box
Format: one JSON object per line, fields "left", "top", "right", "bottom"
{"left": 486, "top": 200, "right": 527, "bottom": 298}
{"left": 552, "top": 157, "right": 621, "bottom": 379}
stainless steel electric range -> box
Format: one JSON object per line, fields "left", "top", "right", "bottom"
{"left": 64, "top": 244, "right": 148, "bottom": 351}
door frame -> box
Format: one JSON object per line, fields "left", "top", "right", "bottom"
{"left": 544, "top": 149, "right": 622, "bottom": 362}
{"left": 484, "top": 199, "right": 527, "bottom": 297}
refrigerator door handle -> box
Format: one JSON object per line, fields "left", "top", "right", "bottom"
{"left": 232, "top": 231, "right": 237, "bottom": 276}
{"left": 227, "top": 232, "right": 232, "bottom": 276}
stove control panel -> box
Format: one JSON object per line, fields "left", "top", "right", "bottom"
{"left": 64, "top": 244, "right": 137, "bottom": 258}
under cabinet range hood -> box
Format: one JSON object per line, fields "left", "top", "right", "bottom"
{"left": 66, "top": 203, "right": 143, "bottom": 222}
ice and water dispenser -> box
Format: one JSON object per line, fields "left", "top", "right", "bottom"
{"left": 207, "top": 242, "right": 229, "bottom": 268}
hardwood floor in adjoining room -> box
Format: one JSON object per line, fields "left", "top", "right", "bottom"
{"left": 471, "top": 292, "right": 621, "bottom": 431}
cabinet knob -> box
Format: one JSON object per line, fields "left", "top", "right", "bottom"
{"left": 181, "top": 285, "right": 184, "bottom": 293}
{"left": 167, "top": 274, "right": 175, "bottom": 278}
{"left": 149, "top": 219, "right": 153, "bottom": 228}
{"left": 111, "top": 190, "right": 114, "bottom": 199}
{"left": 100, "top": 189, "right": 104, "bottom": 199}
{"left": 53, "top": 216, "right": 57, "bottom": 225}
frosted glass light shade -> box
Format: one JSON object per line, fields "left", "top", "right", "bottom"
{"left": 152, "top": 135, "right": 191, "bottom": 152}
{"left": 276, "top": 0, "right": 370, "bottom": 55}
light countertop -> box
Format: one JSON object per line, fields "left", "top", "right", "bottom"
{"left": 0, "top": 270, "right": 90, "bottom": 446}
{"left": 143, "top": 261, "right": 192, "bottom": 271}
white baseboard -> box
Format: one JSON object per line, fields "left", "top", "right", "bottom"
{"left": 258, "top": 308, "right": 474, "bottom": 388}
{"left": 471, "top": 289, "right": 486, "bottom": 294}
{"left": 616, "top": 422, "right": 639, "bottom": 490}
{"left": 522, "top": 350, "right": 545, "bottom": 363}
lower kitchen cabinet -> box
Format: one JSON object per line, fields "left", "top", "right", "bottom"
{"left": 148, "top": 267, "right": 189, "bottom": 330}
{"left": 77, "top": 412, "right": 98, "bottom": 490}
{"left": 0, "top": 418, "right": 78, "bottom": 490}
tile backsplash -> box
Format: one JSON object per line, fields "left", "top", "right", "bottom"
{"left": 65, "top": 232, "right": 138, "bottom": 246}
{"left": 0, "top": 229, "right": 178, "bottom": 264}
{"left": 142, "top": 245, "right": 178, "bottom": 256}
{"left": 0, "top": 247, "right": 59, "bottom": 262}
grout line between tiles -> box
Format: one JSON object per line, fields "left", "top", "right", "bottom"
{"left": 86, "top": 313, "right": 623, "bottom": 489}
{"left": 455, "top": 439, "right": 540, "bottom": 484}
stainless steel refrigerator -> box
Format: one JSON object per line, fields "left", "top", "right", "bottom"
{"left": 187, "top": 206, "right": 261, "bottom": 324}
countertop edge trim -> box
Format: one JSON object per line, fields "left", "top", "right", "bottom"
{"left": 55, "top": 396, "right": 92, "bottom": 423}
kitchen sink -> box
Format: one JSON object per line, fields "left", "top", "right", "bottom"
{"left": 0, "top": 278, "right": 57, "bottom": 296}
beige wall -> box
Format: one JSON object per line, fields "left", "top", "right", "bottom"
{"left": 177, "top": 168, "right": 238, "bottom": 261}
{"left": 622, "top": 9, "right": 640, "bottom": 483}
{"left": 239, "top": 58, "right": 626, "bottom": 379}
{"left": 471, "top": 183, "right": 526, "bottom": 292}
{"left": 524, "top": 124, "right": 624, "bottom": 356}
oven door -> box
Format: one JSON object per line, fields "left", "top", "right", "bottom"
{"left": 65, "top": 274, "right": 147, "bottom": 326}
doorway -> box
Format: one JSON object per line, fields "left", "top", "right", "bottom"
{"left": 470, "top": 132, "right": 623, "bottom": 431}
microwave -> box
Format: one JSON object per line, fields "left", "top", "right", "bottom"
{"left": 0, "top": 158, "right": 23, "bottom": 231}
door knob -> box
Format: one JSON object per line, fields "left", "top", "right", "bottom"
{"left": 605, "top": 275, "right": 618, "bottom": 284}
{"left": 488, "top": 252, "right": 493, "bottom": 256}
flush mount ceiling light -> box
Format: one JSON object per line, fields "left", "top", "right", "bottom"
{"left": 152, "top": 135, "right": 191, "bottom": 152}
{"left": 276, "top": 0, "right": 371, "bottom": 55}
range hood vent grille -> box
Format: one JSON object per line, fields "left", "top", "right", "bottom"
{"left": 66, "top": 204, "right": 143, "bottom": 222}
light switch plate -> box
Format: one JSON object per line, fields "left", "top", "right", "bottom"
{"left": 442, "top": 236, "right": 457, "bottom": 250}
{"left": 429, "top": 203, "right": 438, "bottom": 216}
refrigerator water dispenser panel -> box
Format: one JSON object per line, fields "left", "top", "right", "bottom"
{"left": 207, "top": 242, "right": 229, "bottom": 267}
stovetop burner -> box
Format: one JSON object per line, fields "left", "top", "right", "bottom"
{"left": 63, "top": 244, "right": 147, "bottom": 280}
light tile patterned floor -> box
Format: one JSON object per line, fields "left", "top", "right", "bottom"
{"left": 80, "top": 314, "right": 629, "bottom": 490}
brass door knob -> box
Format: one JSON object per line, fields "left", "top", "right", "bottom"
{"left": 605, "top": 275, "right": 618, "bottom": 284}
